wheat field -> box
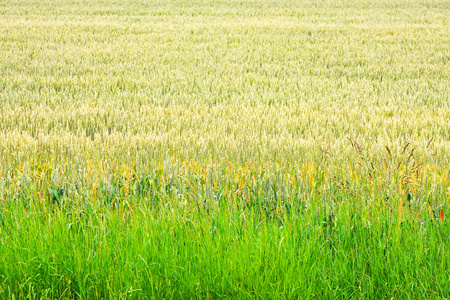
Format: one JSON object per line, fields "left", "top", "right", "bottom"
{"left": 1, "top": 0, "right": 450, "bottom": 298}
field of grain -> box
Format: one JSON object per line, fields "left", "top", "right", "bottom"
{"left": 1, "top": 0, "right": 449, "bottom": 298}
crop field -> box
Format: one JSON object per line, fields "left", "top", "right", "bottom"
{"left": 0, "top": 0, "right": 449, "bottom": 298}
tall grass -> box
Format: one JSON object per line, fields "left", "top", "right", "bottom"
{"left": 1, "top": 161, "right": 450, "bottom": 298}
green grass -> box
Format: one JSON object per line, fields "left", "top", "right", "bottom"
{"left": 1, "top": 171, "right": 450, "bottom": 299}
{"left": 0, "top": 0, "right": 450, "bottom": 298}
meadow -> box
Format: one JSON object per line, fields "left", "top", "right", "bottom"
{"left": 0, "top": 0, "right": 449, "bottom": 298}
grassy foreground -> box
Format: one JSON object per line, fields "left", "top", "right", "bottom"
{"left": 1, "top": 0, "right": 450, "bottom": 298}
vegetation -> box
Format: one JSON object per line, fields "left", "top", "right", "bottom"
{"left": 0, "top": 0, "right": 449, "bottom": 298}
